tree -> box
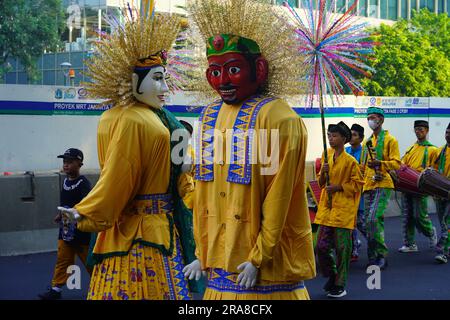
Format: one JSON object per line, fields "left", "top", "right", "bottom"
{"left": 0, "top": 0, "right": 65, "bottom": 82}
{"left": 361, "top": 9, "right": 450, "bottom": 97}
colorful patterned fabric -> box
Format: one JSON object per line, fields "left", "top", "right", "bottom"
{"left": 401, "top": 194, "right": 435, "bottom": 246}
{"left": 363, "top": 188, "right": 391, "bottom": 261}
{"left": 316, "top": 226, "right": 352, "bottom": 287}
{"left": 88, "top": 239, "right": 191, "bottom": 300}
{"left": 435, "top": 199, "right": 450, "bottom": 255}
{"left": 203, "top": 268, "right": 309, "bottom": 300}
{"left": 195, "top": 95, "right": 274, "bottom": 185}
{"left": 132, "top": 193, "right": 174, "bottom": 215}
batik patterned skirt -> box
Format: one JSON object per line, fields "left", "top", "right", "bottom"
{"left": 203, "top": 268, "right": 310, "bottom": 300}
{"left": 87, "top": 239, "right": 191, "bottom": 300}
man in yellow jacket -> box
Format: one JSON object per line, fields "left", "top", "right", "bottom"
{"left": 399, "top": 120, "right": 438, "bottom": 253}
{"left": 316, "top": 122, "right": 364, "bottom": 298}
{"left": 184, "top": 0, "right": 316, "bottom": 300}
{"left": 361, "top": 107, "right": 401, "bottom": 270}
{"left": 432, "top": 122, "right": 450, "bottom": 264}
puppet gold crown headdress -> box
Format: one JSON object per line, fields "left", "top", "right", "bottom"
{"left": 83, "top": 1, "right": 191, "bottom": 107}
{"left": 187, "top": 0, "right": 307, "bottom": 99}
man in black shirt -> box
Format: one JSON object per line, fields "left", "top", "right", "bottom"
{"left": 38, "top": 148, "right": 92, "bottom": 300}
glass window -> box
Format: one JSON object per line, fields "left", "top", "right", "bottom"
{"left": 43, "top": 54, "right": 56, "bottom": 70}
{"left": 71, "top": 52, "right": 84, "bottom": 68}
{"left": 56, "top": 71, "right": 66, "bottom": 86}
{"left": 368, "top": 0, "right": 378, "bottom": 17}
{"left": 43, "top": 71, "right": 56, "bottom": 85}
{"left": 437, "top": 0, "right": 444, "bottom": 13}
{"left": 336, "top": 0, "right": 346, "bottom": 12}
{"left": 16, "top": 60, "right": 25, "bottom": 72}
{"left": 275, "top": 0, "right": 297, "bottom": 6}
{"left": 57, "top": 53, "right": 71, "bottom": 67}
{"left": 388, "top": 0, "right": 398, "bottom": 19}
{"left": 5, "top": 72, "right": 17, "bottom": 84}
{"left": 17, "top": 72, "right": 28, "bottom": 85}
{"left": 359, "top": 0, "right": 368, "bottom": 15}
{"left": 401, "top": 0, "right": 408, "bottom": 18}
{"left": 380, "top": 0, "right": 388, "bottom": 19}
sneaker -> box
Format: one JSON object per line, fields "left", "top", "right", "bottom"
{"left": 398, "top": 244, "right": 418, "bottom": 253}
{"left": 435, "top": 254, "right": 448, "bottom": 264}
{"left": 429, "top": 227, "right": 438, "bottom": 249}
{"left": 323, "top": 275, "right": 336, "bottom": 293}
{"left": 327, "top": 286, "right": 347, "bottom": 298}
{"left": 38, "top": 288, "right": 61, "bottom": 300}
{"left": 375, "top": 257, "right": 388, "bottom": 270}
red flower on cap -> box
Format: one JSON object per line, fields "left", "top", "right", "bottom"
{"left": 213, "top": 35, "right": 224, "bottom": 52}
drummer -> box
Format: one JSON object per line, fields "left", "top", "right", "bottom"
{"left": 361, "top": 107, "right": 401, "bottom": 270}
{"left": 399, "top": 120, "right": 438, "bottom": 254}
{"left": 431, "top": 122, "right": 450, "bottom": 264}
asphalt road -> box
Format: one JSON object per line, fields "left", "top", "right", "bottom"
{"left": 1, "top": 214, "right": 449, "bottom": 300}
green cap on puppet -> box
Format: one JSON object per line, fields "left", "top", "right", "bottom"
{"left": 207, "top": 34, "right": 261, "bottom": 57}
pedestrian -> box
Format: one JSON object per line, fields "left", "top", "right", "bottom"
{"left": 38, "top": 148, "right": 92, "bottom": 300}
{"left": 316, "top": 122, "right": 364, "bottom": 298}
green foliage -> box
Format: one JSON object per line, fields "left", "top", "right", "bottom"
{"left": 361, "top": 9, "right": 450, "bottom": 97}
{"left": 0, "top": 0, "right": 65, "bottom": 82}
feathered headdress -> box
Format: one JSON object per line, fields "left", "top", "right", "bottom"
{"left": 83, "top": 1, "right": 191, "bottom": 107}
{"left": 186, "top": 0, "right": 307, "bottom": 100}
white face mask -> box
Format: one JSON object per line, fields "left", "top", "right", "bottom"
{"left": 132, "top": 66, "right": 169, "bottom": 109}
{"left": 368, "top": 119, "right": 379, "bottom": 130}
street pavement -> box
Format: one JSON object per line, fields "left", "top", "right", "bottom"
{"left": 0, "top": 214, "right": 449, "bottom": 300}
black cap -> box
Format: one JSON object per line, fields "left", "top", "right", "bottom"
{"left": 57, "top": 148, "right": 84, "bottom": 162}
{"left": 351, "top": 123, "right": 364, "bottom": 137}
{"left": 414, "top": 120, "right": 429, "bottom": 128}
{"left": 446, "top": 122, "right": 450, "bottom": 130}
{"left": 328, "top": 121, "right": 352, "bottom": 142}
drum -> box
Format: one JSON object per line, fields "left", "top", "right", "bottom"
{"left": 390, "top": 165, "right": 425, "bottom": 196}
{"left": 418, "top": 168, "right": 450, "bottom": 200}
{"left": 307, "top": 180, "right": 322, "bottom": 206}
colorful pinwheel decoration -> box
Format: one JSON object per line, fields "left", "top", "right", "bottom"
{"left": 284, "top": 0, "right": 377, "bottom": 207}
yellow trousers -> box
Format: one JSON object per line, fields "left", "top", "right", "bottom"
{"left": 51, "top": 240, "right": 92, "bottom": 287}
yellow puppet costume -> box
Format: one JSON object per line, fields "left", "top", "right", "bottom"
{"left": 72, "top": 4, "right": 199, "bottom": 300}
{"left": 187, "top": 0, "right": 316, "bottom": 300}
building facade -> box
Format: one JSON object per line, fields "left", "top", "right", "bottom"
{"left": 2, "top": 0, "right": 449, "bottom": 86}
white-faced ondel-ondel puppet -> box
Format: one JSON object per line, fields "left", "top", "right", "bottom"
{"left": 59, "top": 8, "right": 202, "bottom": 300}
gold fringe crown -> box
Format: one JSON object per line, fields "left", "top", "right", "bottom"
{"left": 187, "top": 0, "right": 307, "bottom": 99}
{"left": 82, "top": 1, "right": 186, "bottom": 107}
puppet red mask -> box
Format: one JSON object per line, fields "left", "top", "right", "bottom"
{"left": 206, "top": 52, "right": 268, "bottom": 105}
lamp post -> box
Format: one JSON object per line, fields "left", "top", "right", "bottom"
{"left": 60, "top": 62, "right": 72, "bottom": 86}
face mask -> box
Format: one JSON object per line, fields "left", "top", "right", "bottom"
{"left": 132, "top": 66, "right": 169, "bottom": 109}
{"left": 368, "top": 119, "right": 379, "bottom": 130}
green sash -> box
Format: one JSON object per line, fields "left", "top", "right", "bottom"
{"left": 363, "top": 129, "right": 386, "bottom": 163}
{"left": 403, "top": 140, "right": 434, "bottom": 169}
{"left": 155, "top": 107, "right": 205, "bottom": 294}
{"left": 437, "top": 145, "right": 448, "bottom": 176}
